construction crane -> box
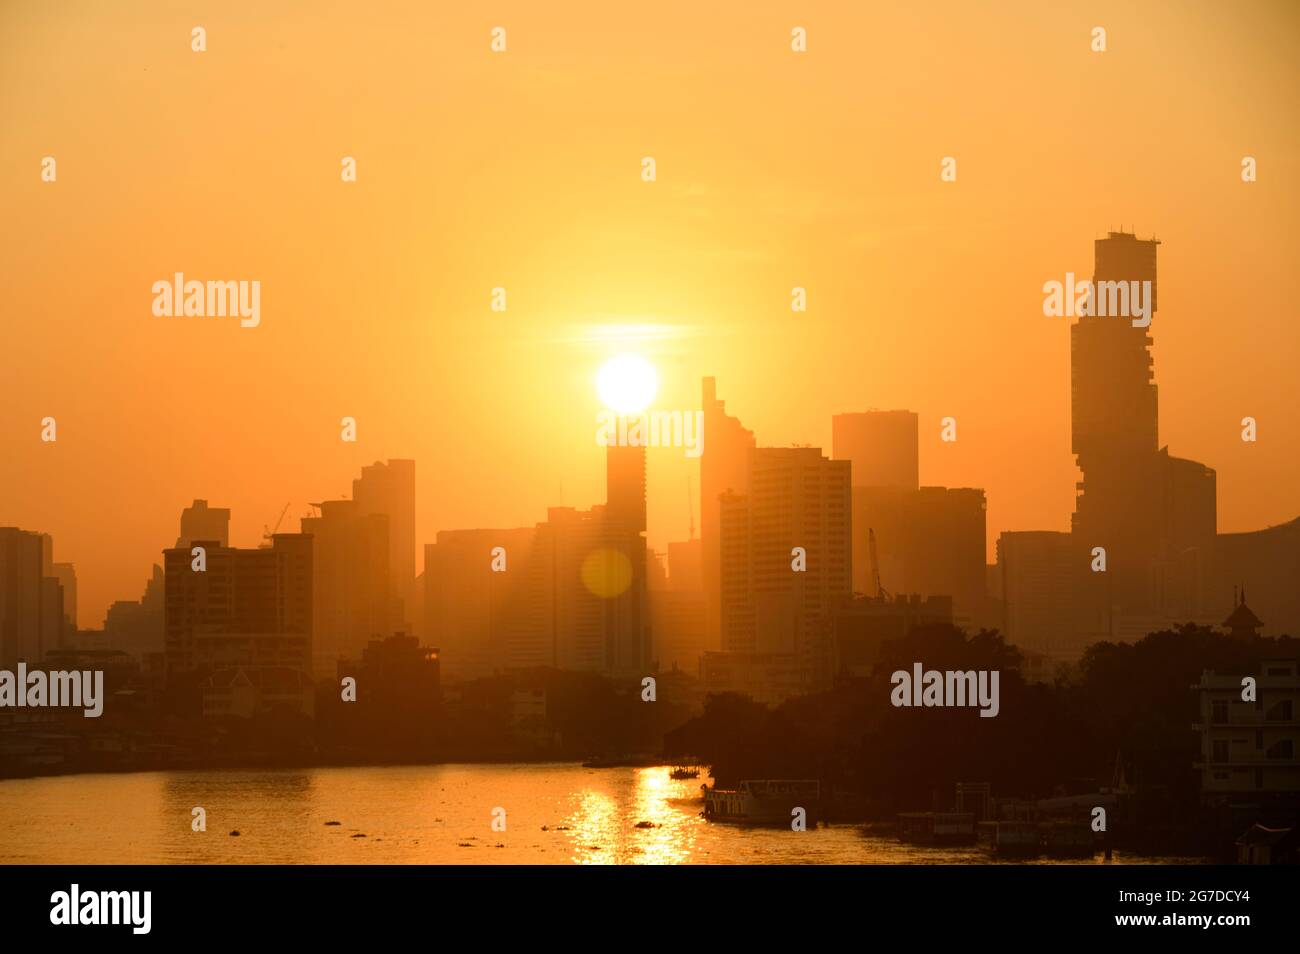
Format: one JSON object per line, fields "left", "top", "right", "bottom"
{"left": 868, "top": 527, "right": 891, "bottom": 601}
{"left": 262, "top": 503, "right": 290, "bottom": 546}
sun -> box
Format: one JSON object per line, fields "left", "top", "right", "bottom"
{"left": 596, "top": 353, "right": 658, "bottom": 414}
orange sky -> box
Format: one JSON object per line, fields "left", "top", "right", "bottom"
{"left": 2, "top": 0, "right": 1298, "bottom": 627}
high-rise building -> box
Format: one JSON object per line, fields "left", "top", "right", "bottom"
{"left": 606, "top": 444, "right": 647, "bottom": 534}
{"left": 850, "top": 485, "right": 988, "bottom": 626}
{"left": 997, "top": 530, "right": 1074, "bottom": 659}
{"left": 832, "top": 410, "right": 919, "bottom": 491}
{"left": 1072, "top": 233, "right": 1160, "bottom": 464}
{"left": 301, "top": 500, "right": 391, "bottom": 678}
{"left": 162, "top": 533, "right": 313, "bottom": 680}
{"left": 717, "top": 446, "right": 851, "bottom": 691}
{"left": 1153, "top": 451, "right": 1218, "bottom": 620}
{"left": 1070, "top": 232, "right": 1216, "bottom": 628}
{"left": 0, "top": 528, "right": 45, "bottom": 667}
{"left": 649, "top": 538, "right": 706, "bottom": 673}
{"left": 904, "top": 487, "right": 988, "bottom": 622}
{"left": 35, "top": 533, "right": 67, "bottom": 654}
{"left": 423, "top": 447, "right": 648, "bottom": 678}
{"left": 701, "top": 378, "right": 755, "bottom": 653}
{"left": 0, "top": 528, "right": 72, "bottom": 667}
{"left": 353, "top": 460, "right": 416, "bottom": 631}
{"left": 717, "top": 491, "right": 755, "bottom": 653}
{"left": 424, "top": 525, "right": 542, "bottom": 678}
{"left": 849, "top": 485, "right": 910, "bottom": 597}
{"left": 601, "top": 444, "right": 649, "bottom": 675}
{"left": 536, "top": 505, "right": 611, "bottom": 672}
{"left": 829, "top": 404, "right": 990, "bottom": 626}
{"left": 176, "top": 499, "right": 230, "bottom": 548}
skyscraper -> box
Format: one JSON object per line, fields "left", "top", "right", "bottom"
{"left": 36, "top": 533, "right": 68, "bottom": 654}
{"left": 997, "top": 530, "right": 1073, "bottom": 660}
{"left": 701, "top": 378, "right": 755, "bottom": 653}
{"left": 848, "top": 482, "right": 989, "bottom": 626}
{"left": 1070, "top": 232, "right": 1216, "bottom": 629}
{"left": 649, "top": 538, "right": 706, "bottom": 673}
{"left": 424, "top": 446, "right": 648, "bottom": 678}
{"left": 1071, "top": 232, "right": 1160, "bottom": 464}
{"left": 600, "top": 444, "right": 649, "bottom": 675}
{"left": 424, "top": 525, "right": 541, "bottom": 678}
{"left": 353, "top": 459, "right": 416, "bottom": 631}
{"left": 832, "top": 410, "right": 919, "bottom": 491}
{"left": 0, "top": 528, "right": 45, "bottom": 667}
{"left": 717, "top": 446, "right": 851, "bottom": 689}
{"left": 301, "top": 500, "right": 391, "bottom": 678}
{"left": 605, "top": 444, "right": 647, "bottom": 534}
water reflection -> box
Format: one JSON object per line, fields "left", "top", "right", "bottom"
{"left": 0, "top": 764, "right": 1204, "bottom": 865}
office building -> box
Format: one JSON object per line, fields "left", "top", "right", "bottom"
{"left": 832, "top": 409, "right": 919, "bottom": 491}
{"left": 176, "top": 499, "right": 230, "bottom": 548}
{"left": 701, "top": 378, "right": 755, "bottom": 653}
{"left": 301, "top": 499, "right": 391, "bottom": 679}
{"left": 163, "top": 533, "right": 313, "bottom": 679}
{"left": 353, "top": 459, "right": 417, "bottom": 632}
{"left": 716, "top": 446, "right": 851, "bottom": 693}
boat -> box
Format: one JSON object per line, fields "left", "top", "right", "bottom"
{"left": 703, "top": 779, "right": 821, "bottom": 825}
{"left": 669, "top": 765, "right": 699, "bottom": 780}
{"left": 896, "top": 812, "right": 977, "bottom": 845}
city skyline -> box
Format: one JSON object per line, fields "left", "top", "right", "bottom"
{"left": 9, "top": 226, "right": 1296, "bottom": 700}
{"left": 4, "top": 1, "right": 1299, "bottom": 629}
{"left": 8, "top": 291, "right": 1295, "bottom": 635}
{"left": 4, "top": 2, "right": 1300, "bottom": 904}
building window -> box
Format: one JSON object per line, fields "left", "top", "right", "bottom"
{"left": 1211, "top": 700, "right": 1229, "bottom": 724}
{"left": 1266, "top": 739, "right": 1293, "bottom": 760}
{"left": 1212, "top": 740, "right": 1230, "bottom": 763}
{"left": 1266, "top": 699, "right": 1293, "bottom": 722}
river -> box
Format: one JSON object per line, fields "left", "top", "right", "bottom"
{"left": 0, "top": 763, "right": 1202, "bottom": 864}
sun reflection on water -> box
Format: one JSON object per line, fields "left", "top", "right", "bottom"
{"left": 562, "top": 768, "right": 706, "bottom": 864}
